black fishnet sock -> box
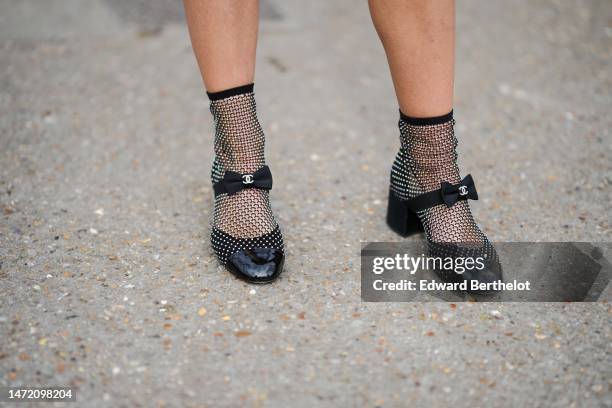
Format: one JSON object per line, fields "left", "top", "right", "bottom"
{"left": 208, "top": 85, "right": 278, "bottom": 241}
{"left": 393, "top": 112, "right": 486, "bottom": 244}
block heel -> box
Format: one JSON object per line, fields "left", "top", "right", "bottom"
{"left": 386, "top": 189, "right": 424, "bottom": 237}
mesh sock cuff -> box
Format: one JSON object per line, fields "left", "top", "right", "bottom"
{"left": 207, "top": 83, "right": 255, "bottom": 101}
{"left": 399, "top": 110, "right": 453, "bottom": 126}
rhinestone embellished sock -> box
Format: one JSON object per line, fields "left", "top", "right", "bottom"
{"left": 207, "top": 84, "right": 283, "bottom": 264}
{"left": 391, "top": 111, "right": 486, "bottom": 244}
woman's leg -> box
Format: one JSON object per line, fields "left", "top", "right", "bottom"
{"left": 370, "top": 0, "right": 502, "bottom": 290}
{"left": 183, "top": 0, "right": 284, "bottom": 283}
{"left": 184, "top": 0, "right": 259, "bottom": 91}
{"left": 368, "top": 0, "right": 454, "bottom": 117}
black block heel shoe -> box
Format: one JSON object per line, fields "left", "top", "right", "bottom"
{"left": 387, "top": 111, "right": 503, "bottom": 294}
{"left": 207, "top": 84, "right": 284, "bottom": 284}
{"left": 386, "top": 189, "right": 424, "bottom": 236}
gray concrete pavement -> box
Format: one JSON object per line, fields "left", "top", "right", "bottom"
{"left": 1, "top": 0, "right": 611, "bottom": 406}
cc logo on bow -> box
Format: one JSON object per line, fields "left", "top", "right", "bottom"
{"left": 440, "top": 174, "right": 478, "bottom": 207}
{"left": 213, "top": 165, "right": 273, "bottom": 196}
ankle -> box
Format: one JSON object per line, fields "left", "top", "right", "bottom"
{"left": 397, "top": 109, "right": 461, "bottom": 190}
{"left": 399, "top": 109, "right": 457, "bottom": 154}
{"left": 208, "top": 83, "right": 266, "bottom": 173}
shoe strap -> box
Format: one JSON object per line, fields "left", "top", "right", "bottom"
{"left": 213, "top": 165, "right": 273, "bottom": 196}
{"left": 404, "top": 174, "right": 478, "bottom": 212}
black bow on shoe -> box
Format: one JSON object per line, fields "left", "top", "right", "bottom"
{"left": 440, "top": 174, "right": 478, "bottom": 207}
{"left": 213, "top": 165, "right": 273, "bottom": 196}
{"left": 404, "top": 173, "right": 479, "bottom": 212}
